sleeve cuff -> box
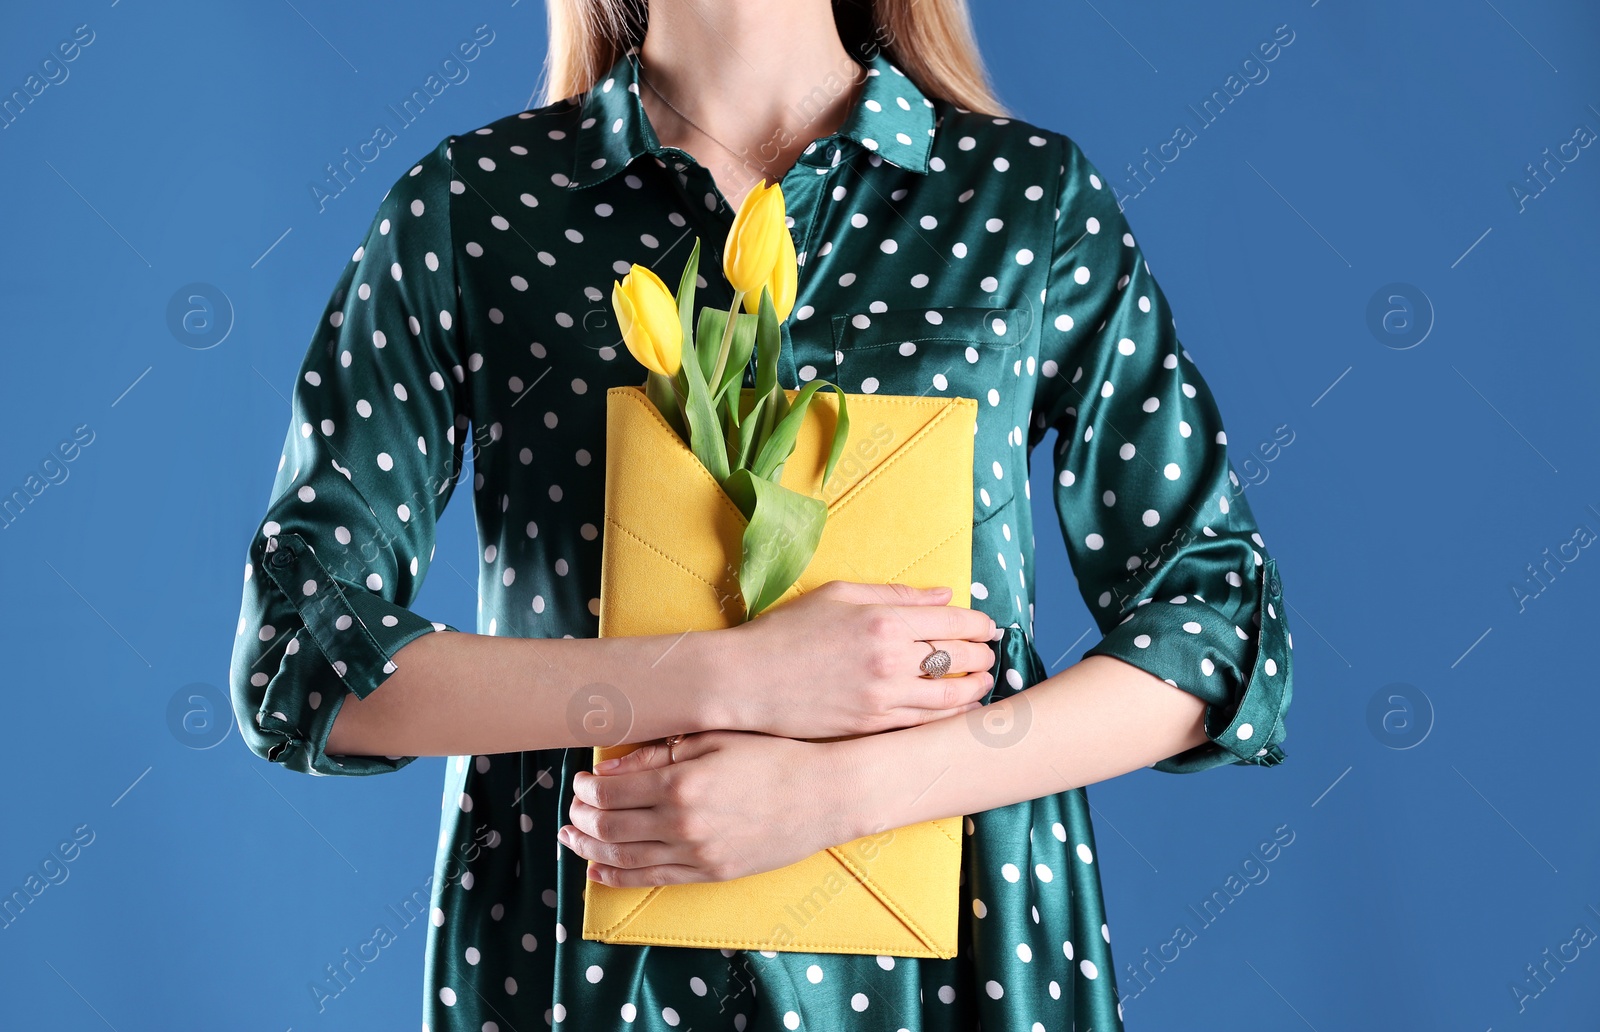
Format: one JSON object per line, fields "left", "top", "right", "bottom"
{"left": 1081, "top": 555, "right": 1291, "bottom": 774}
{"left": 251, "top": 530, "right": 458, "bottom": 776}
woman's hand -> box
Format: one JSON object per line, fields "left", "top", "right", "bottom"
{"left": 718, "top": 579, "right": 1002, "bottom": 740}
{"left": 559, "top": 730, "right": 859, "bottom": 887}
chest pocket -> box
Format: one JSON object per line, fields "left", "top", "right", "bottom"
{"left": 830, "top": 305, "right": 1029, "bottom": 531}
{"left": 830, "top": 305, "right": 1028, "bottom": 402}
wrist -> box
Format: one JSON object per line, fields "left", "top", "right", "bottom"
{"left": 679, "top": 624, "right": 757, "bottom": 733}
{"left": 825, "top": 736, "right": 887, "bottom": 844}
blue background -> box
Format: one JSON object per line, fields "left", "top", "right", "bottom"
{"left": 2, "top": 0, "right": 1597, "bottom": 1028}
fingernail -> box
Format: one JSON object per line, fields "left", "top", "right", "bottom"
{"left": 557, "top": 826, "right": 571, "bottom": 846}
{"left": 594, "top": 757, "right": 620, "bottom": 772}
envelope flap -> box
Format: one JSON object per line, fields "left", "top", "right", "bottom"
{"left": 598, "top": 387, "right": 748, "bottom": 640}
{"left": 823, "top": 815, "right": 963, "bottom": 953}
{"left": 604, "top": 385, "right": 750, "bottom": 531}
{"left": 582, "top": 815, "right": 964, "bottom": 957}
{"left": 582, "top": 880, "right": 664, "bottom": 938}
{"left": 601, "top": 387, "right": 978, "bottom": 630}
{"left": 774, "top": 391, "right": 978, "bottom": 518}
{"left": 783, "top": 395, "right": 976, "bottom": 609}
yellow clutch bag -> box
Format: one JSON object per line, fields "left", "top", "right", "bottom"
{"left": 584, "top": 384, "right": 976, "bottom": 958}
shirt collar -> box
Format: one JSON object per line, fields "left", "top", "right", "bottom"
{"left": 565, "top": 45, "right": 937, "bottom": 190}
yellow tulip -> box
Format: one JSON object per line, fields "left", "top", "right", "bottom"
{"left": 747, "top": 217, "right": 798, "bottom": 321}
{"left": 612, "top": 264, "right": 682, "bottom": 377}
{"left": 724, "top": 180, "right": 786, "bottom": 297}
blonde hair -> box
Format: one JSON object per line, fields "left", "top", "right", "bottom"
{"left": 537, "top": 0, "right": 1009, "bottom": 117}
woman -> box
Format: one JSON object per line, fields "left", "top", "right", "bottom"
{"left": 228, "top": 0, "right": 1295, "bottom": 1028}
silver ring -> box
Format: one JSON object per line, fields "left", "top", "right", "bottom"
{"left": 918, "top": 641, "right": 952, "bottom": 678}
{"left": 664, "top": 733, "right": 685, "bottom": 764}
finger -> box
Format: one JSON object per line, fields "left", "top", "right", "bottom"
{"left": 820, "top": 580, "right": 953, "bottom": 607}
{"left": 586, "top": 861, "right": 708, "bottom": 888}
{"left": 567, "top": 797, "right": 660, "bottom": 845}
{"left": 864, "top": 670, "right": 992, "bottom": 729}
{"left": 558, "top": 824, "right": 681, "bottom": 870}
{"left": 572, "top": 768, "right": 663, "bottom": 811}
{"left": 892, "top": 603, "right": 1000, "bottom": 644}
{"left": 593, "top": 740, "right": 669, "bottom": 774}
{"left": 923, "top": 669, "right": 995, "bottom": 710}
{"left": 938, "top": 668, "right": 998, "bottom": 705}
{"left": 593, "top": 733, "right": 715, "bottom": 774}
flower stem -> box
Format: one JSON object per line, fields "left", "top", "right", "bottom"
{"left": 708, "top": 288, "right": 745, "bottom": 397}
{"left": 646, "top": 370, "right": 687, "bottom": 439}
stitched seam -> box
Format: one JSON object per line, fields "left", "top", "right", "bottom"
{"left": 585, "top": 930, "right": 950, "bottom": 955}
{"left": 1031, "top": 134, "right": 1072, "bottom": 435}
{"left": 614, "top": 386, "right": 973, "bottom": 521}
{"left": 886, "top": 525, "right": 967, "bottom": 584}
{"left": 585, "top": 815, "right": 965, "bottom": 948}
{"left": 612, "top": 388, "right": 750, "bottom": 526}
{"left": 823, "top": 846, "right": 941, "bottom": 952}
{"left": 602, "top": 514, "right": 730, "bottom": 594}
{"left": 590, "top": 885, "right": 666, "bottom": 937}
{"left": 437, "top": 135, "right": 467, "bottom": 385}
{"left": 827, "top": 400, "right": 967, "bottom": 518}
{"left": 834, "top": 308, "right": 1029, "bottom": 367}
{"left": 583, "top": 856, "right": 954, "bottom": 954}
{"left": 1049, "top": 136, "right": 1070, "bottom": 314}
{"left": 926, "top": 815, "right": 963, "bottom": 848}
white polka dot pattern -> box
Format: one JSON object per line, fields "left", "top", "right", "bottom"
{"left": 1031, "top": 134, "right": 1292, "bottom": 778}
{"left": 227, "top": 40, "right": 1292, "bottom": 1032}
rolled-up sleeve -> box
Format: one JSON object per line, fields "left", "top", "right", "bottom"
{"left": 1031, "top": 135, "right": 1293, "bottom": 774}
{"left": 229, "top": 135, "right": 468, "bottom": 777}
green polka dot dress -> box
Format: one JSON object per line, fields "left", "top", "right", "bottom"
{"left": 230, "top": 43, "right": 1293, "bottom": 1032}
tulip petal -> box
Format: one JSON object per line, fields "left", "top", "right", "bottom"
{"left": 770, "top": 223, "right": 797, "bottom": 322}
{"left": 725, "top": 180, "right": 784, "bottom": 296}
{"left": 628, "top": 265, "right": 683, "bottom": 375}
{"left": 612, "top": 281, "right": 661, "bottom": 375}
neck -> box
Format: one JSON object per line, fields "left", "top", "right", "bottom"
{"left": 636, "top": 0, "right": 865, "bottom": 194}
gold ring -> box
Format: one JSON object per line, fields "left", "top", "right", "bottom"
{"left": 664, "top": 733, "right": 685, "bottom": 764}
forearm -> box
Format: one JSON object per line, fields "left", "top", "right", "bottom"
{"left": 324, "top": 626, "right": 741, "bottom": 758}
{"left": 837, "top": 654, "right": 1209, "bottom": 837}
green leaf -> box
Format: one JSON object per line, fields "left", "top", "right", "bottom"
{"left": 705, "top": 291, "right": 744, "bottom": 393}
{"left": 696, "top": 307, "right": 728, "bottom": 387}
{"left": 747, "top": 290, "right": 793, "bottom": 473}
{"left": 750, "top": 379, "right": 850, "bottom": 485}
{"left": 675, "top": 317, "right": 729, "bottom": 483}
{"left": 645, "top": 369, "right": 686, "bottom": 439}
{"left": 721, "top": 462, "right": 758, "bottom": 521}
{"left": 818, "top": 383, "right": 849, "bottom": 490}
{"left": 722, "top": 382, "right": 757, "bottom": 473}
{"left": 763, "top": 385, "right": 790, "bottom": 465}
{"left": 676, "top": 239, "right": 700, "bottom": 361}
{"left": 723, "top": 469, "right": 828, "bottom": 621}
{"left": 733, "top": 387, "right": 765, "bottom": 469}
{"left": 713, "top": 312, "right": 758, "bottom": 412}
{"left": 752, "top": 285, "right": 780, "bottom": 398}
